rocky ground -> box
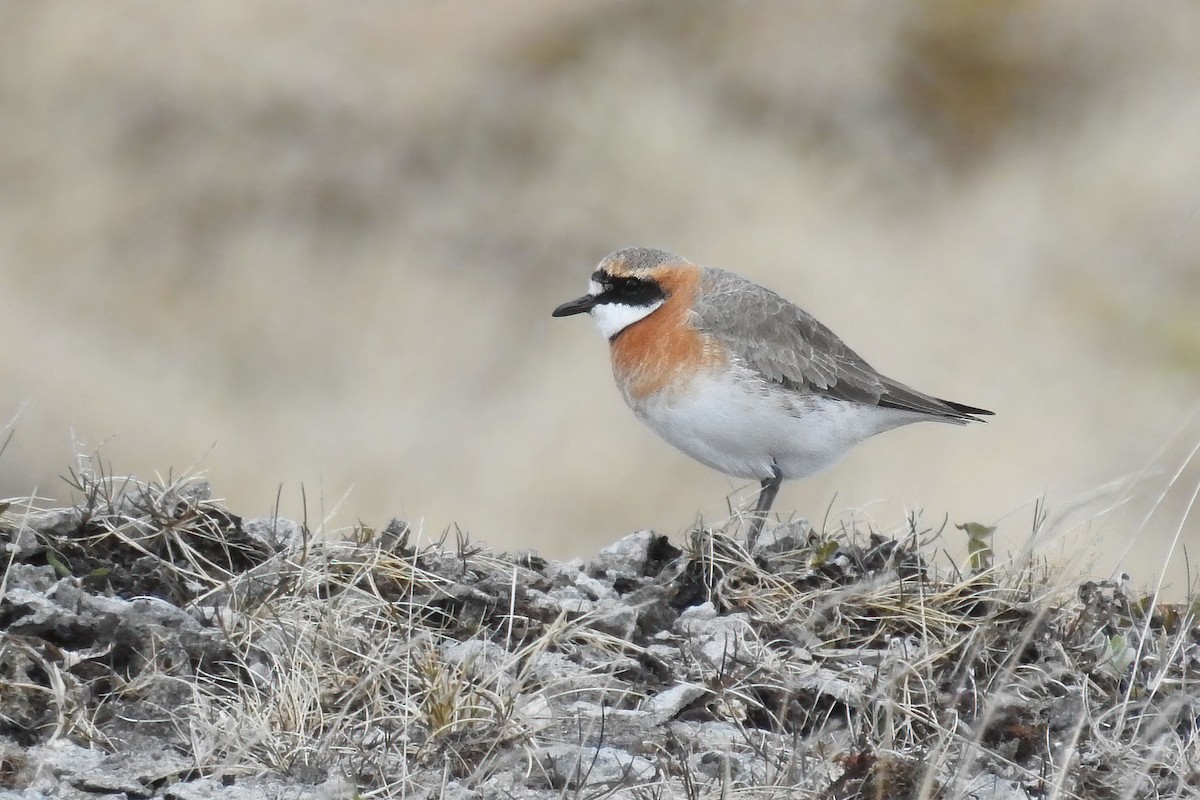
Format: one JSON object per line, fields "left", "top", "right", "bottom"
{"left": 0, "top": 473, "right": 1197, "bottom": 799}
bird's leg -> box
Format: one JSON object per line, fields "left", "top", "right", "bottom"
{"left": 746, "top": 463, "right": 782, "bottom": 551}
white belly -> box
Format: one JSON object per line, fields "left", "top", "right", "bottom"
{"left": 623, "top": 366, "right": 923, "bottom": 482}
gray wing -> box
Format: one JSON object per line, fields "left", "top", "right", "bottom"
{"left": 693, "top": 268, "right": 986, "bottom": 420}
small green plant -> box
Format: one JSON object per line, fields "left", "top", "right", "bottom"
{"left": 955, "top": 521, "right": 996, "bottom": 573}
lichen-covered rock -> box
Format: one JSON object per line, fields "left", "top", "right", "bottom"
{"left": 2, "top": 478, "right": 1195, "bottom": 799}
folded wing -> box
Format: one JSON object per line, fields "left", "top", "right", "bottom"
{"left": 693, "top": 268, "right": 992, "bottom": 422}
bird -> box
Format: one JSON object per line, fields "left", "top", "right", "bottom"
{"left": 551, "top": 247, "right": 993, "bottom": 547}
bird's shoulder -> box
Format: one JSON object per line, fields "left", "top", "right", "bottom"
{"left": 690, "top": 267, "right": 888, "bottom": 403}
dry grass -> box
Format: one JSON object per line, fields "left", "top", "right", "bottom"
{"left": 2, "top": 460, "right": 1197, "bottom": 797}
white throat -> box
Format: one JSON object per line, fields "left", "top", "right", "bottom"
{"left": 591, "top": 299, "right": 664, "bottom": 340}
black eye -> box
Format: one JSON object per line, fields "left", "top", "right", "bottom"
{"left": 597, "top": 275, "right": 666, "bottom": 307}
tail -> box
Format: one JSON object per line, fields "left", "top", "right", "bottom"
{"left": 877, "top": 378, "right": 994, "bottom": 423}
{"left": 938, "top": 399, "right": 994, "bottom": 423}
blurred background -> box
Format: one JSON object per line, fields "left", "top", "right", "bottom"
{"left": 2, "top": 2, "right": 1198, "bottom": 594}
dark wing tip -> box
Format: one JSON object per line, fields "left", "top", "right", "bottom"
{"left": 877, "top": 386, "right": 994, "bottom": 422}
{"left": 940, "top": 399, "right": 994, "bottom": 420}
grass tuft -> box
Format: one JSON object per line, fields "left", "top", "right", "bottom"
{"left": 0, "top": 460, "right": 1197, "bottom": 797}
